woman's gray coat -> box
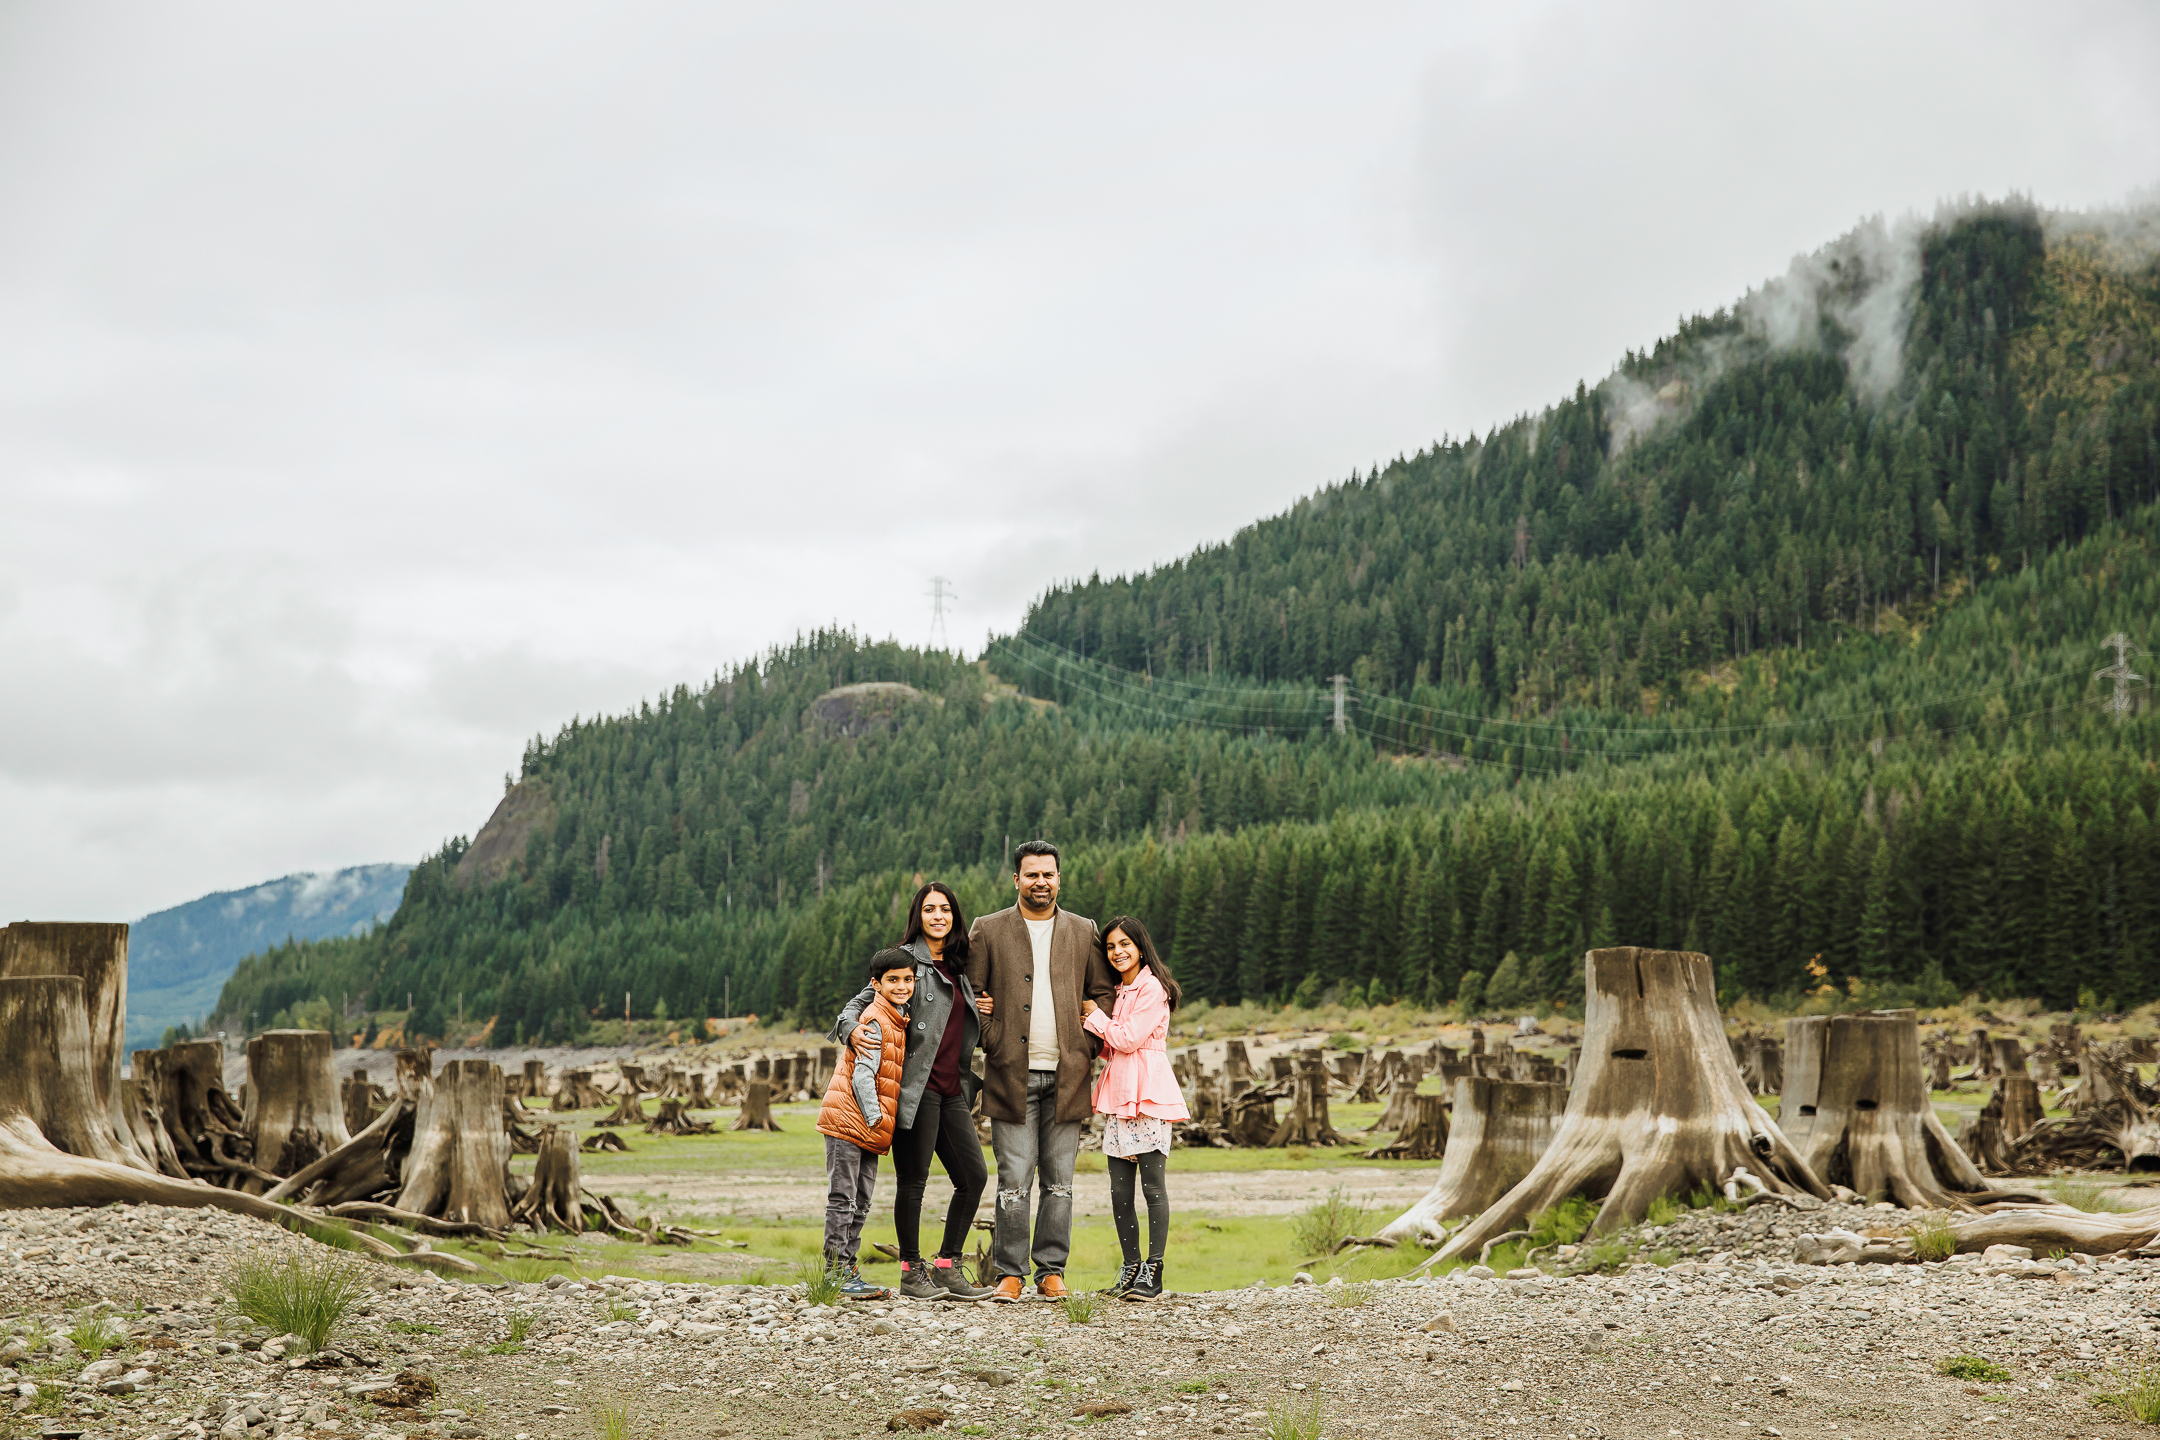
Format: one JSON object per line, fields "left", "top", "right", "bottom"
{"left": 826, "top": 938, "right": 983, "bottom": 1131}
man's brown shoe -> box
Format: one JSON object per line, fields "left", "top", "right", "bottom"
{"left": 990, "top": 1275, "right": 1024, "bottom": 1304}
{"left": 1035, "top": 1274, "right": 1068, "bottom": 1300}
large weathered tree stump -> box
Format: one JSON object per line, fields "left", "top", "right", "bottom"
{"left": 1377, "top": 1077, "right": 1563, "bottom": 1241}
{"left": 1364, "top": 1091, "right": 1450, "bottom": 1161}
{"left": 161, "top": 1039, "right": 256, "bottom": 1183}
{"left": 596, "top": 1092, "right": 647, "bottom": 1128}
{"left": 1268, "top": 1055, "right": 1346, "bottom": 1147}
{"left": 553, "top": 1069, "right": 608, "bottom": 1111}
{"left": 1781, "top": 1011, "right": 2003, "bottom": 1209}
{"left": 730, "top": 1080, "right": 781, "bottom": 1132}
{"left": 1, "top": 922, "right": 151, "bottom": 1170}
{"left": 512, "top": 1124, "right": 585, "bottom": 1232}
{"left": 2007, "top": 1048, "right": 2160, "bottom": 1173}
{"left": 396, "top": 1059, "right": 512, "bottom": 1229}
{"left": 343, "top": 1067, "right": 390, "bottom": 1134}
{"left": 1222, "top": 1040, "right": 1255, "bottom": 1086}
{"left": 1430, "top": 949, "right": 1829, "bottom": 1260}
{"left": 644, "top": 1099, "right": 714, "bottom": 1136}
{"left": 243, "top": 1030, "right": 353, "bottom": 1186}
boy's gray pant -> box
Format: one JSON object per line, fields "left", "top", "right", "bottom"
{"left": 991, "top": 1069, "right": 1080, "bottom": 1281}
{"left": 822, "top": 1135, "right": 879, "bottom": 1267}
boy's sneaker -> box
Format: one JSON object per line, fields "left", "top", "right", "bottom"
{"left": 931, "top": 1256, "right": 993, "bottom": 1301}
{"left": 839, "top": 1264, "right": 891, "bottom": 1301}
{"left": 1121, "top": 1259, "right": 1163, "bottom": 1301}
{"left": 898, "top": 1259, "right": 945, "bottom": 1301}
{"left": 1102, "top": 1262, "right": 1139, "bottom": 1298}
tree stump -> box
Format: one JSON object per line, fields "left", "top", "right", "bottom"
{"left": 396, "top": 1059, "right": 512, "bottom": 1229}
{"left": 2008, "top": 1048, "right": 2160, "bottom": 1173}
{"left": 1781, "top": 1011, "right": 2001, "bottom": 1209}
{"left": 581, "top": 1130, "right": 630, "bottom": 1153}
{"left": 162, "top": 1039, "right": 255, "bottom": 1183}
{"left": 0, "top": 922, "right": 151, "bottom": 1171}
{"left": 1373, "top": 1055, "right": 1420, "bottom": 1133}
{"left": 596, "top": 1092, "right": 647, "bottom": 1127}
{"left": 1222, "top": 1040, "right": 1255, "bottom": 1086}
{"left": 1431, "top": 948, "right": 1829, "bottom": 1261}
{"left": 1364, "top": 1091, "right": 1450, "bottom": 1161}
{"left": 512, "top": 1124, "right": 585, "bottom": 1232}
{"left": 1377, "top": 1077, "right": 1562, "bottom": 1241}
{"left": 731, "top": 1080, "right": 782, "bottom": 1132}
{"left": 243, "top": 1030, "right": 353, "bottom": 1186}
{"left": 1225, "top": 1091, "right": 1277, "bottom": 1146}
{"left": 553, "top": 1069, "right": 606, "bottom": 1111}
{"left": 123, "top": 1049, "right": 190, "bottom": 1178}
{"left": 1267, "top": 1056, "right": 1346, "bottom": 1147}
{"left": 1739, "top": 1035, "right": 1784, "bottom": 1096}
{"left": 343, "top": 1067, "right": 389, "bottom": 1133}
{"left": 521, "top": 1059, "right": 549, "bottom": 1100}
{"left": 645, "top": 1099, "right": 715, "bottom": 1136}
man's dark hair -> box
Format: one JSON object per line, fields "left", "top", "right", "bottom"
{"left": 900, "top": 881, "right": 971, "bottom": 961}
{"left": 1012, "top": 839, "right": 1060, "bottom": 871}
{"left": 869, "top": 947, "right": 916, "bottom": 981}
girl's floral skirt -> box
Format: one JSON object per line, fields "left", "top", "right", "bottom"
{"left": 1101, "top": 1114, "right": 1173, "bottom": 1158}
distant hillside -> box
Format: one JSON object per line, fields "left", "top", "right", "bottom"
{"left": 127, "top": 864, "right": 410, "bottom": 1048}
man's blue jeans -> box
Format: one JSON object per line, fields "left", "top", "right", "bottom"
{"left": 991, "top": 1069, "right": 1080, "bottom": 1281}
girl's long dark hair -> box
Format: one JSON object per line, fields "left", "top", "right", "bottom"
{"left": 900, "top": 881, "right": 971, "bottom": 962}
{"left": 1102, "top": 915, "right": 1182, "bottom": 1010}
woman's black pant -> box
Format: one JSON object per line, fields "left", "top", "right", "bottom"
{"left": 892, "top": 1088, "right": 988, "bottom": 1261}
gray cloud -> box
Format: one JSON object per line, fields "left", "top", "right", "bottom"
{"left": 1, "top": 2, "right": 2156, "bottom": 918}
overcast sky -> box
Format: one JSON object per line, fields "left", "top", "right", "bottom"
{"left": 2, "top": 3, "right": 2156, "bottom": 921}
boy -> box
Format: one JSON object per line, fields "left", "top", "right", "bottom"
{"left": 816, "top": 948, "right": 914, "bottom": 1299}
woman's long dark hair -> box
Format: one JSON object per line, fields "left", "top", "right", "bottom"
{"left": 1102, "top": 915, "right": 1182, "bottom": 1010}
{"left": 900, "top": 881, "right": 971, "bottom": 962}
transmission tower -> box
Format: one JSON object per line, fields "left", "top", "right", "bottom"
{"left": 927, "top": 576, "right": 956, "bottom": 653}
{"left": 2097, "top": 631, "right": 2146, "bottom": 719}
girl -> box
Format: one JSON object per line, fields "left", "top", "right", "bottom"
{"left": 828, "top": 881, "right": 995, "bottom": 1301}
{"left": 1078, "top": 914, "right": 1188, "bottom": 1300}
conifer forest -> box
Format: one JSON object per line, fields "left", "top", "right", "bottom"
{"left": 212, "top": 199, "right": 2160, "bottom": 1043}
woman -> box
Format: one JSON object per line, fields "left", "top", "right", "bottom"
{"left": 828, "top": 880, "right": 994, "bottom": 1301}
{"left": 1079, "top": 914, "right": 1188, "bottom": 1301}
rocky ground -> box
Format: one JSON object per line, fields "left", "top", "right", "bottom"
{"left": 7, "top": 1202, "right": 2160, "bottom": 1440}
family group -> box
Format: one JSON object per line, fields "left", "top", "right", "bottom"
{"left": 814, "top": 840, "right": 1188, "bottom": 1302}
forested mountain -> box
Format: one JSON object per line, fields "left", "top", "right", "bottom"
{"left": 216, "top": 199, "right": 2160, "bottom": 1041}
{"left": 128, "top": 863, "right": 409, "bottom": 1048}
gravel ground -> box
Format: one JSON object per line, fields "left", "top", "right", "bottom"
{"left": 6, "top": 1203, "right": 2159, "bottom": 1440}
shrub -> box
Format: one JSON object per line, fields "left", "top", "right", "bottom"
{"left": 223, "top": 1247, "right": 372, "bottom": 1353}
{"left": 1290, "top": 1185, "right": 1369, "bottom": 1258}
{"left": 1938, "top": 1356, "right": 2013, "bottom": 1383}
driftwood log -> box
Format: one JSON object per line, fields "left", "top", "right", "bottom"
{"left": 1432, "top": 948, "right": 1830, "bottom": 1261}
{"left": 1377, "top": 1077, "right": 1563, "bottom": 1241}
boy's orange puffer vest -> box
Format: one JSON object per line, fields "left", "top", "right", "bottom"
{"left": 816, "top": 990, "right": 907, "bottom": 1154}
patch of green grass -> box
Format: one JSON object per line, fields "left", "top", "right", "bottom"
{"left": 1643, "top": 1194, "right": 1685, "bottom": 1227}
{"left": 30, "top": 1380, "right": 64, "bottom": 1415}
{"left": 1938, "top": 1355, "right": 2013, "bottom": 1383}
{"left": 1326, "top": 1280, "right": 1373, "bottom": 1308}
{"left": 65, "top": 1315, "right": 126, "bottom": 1360}
{"left": 507, "top": 1311, "right": 538, "bottom": 1343}
{"left": 295, "top": 1219, "right": 369, "bottom": 1252}
{"left": 1790, "top": 1340, "right": 1820, "bottom": 1353}
{"left": 590, "top": 1394, "right": 636, "bottom": 1440}
{"left": 2049, "top": 1178, "right": 2135, "bottom": 1213}
{"left": 1175, "top": 1381, "right": 1211, "bottom": 1395}
{"left": 486, "top": 1254, "right": 577, "bottom": 1284}
{"left": 1910, "top": 1212, "right": 1957, "bottom": 1263}
{"left": 1527, "top": 1194, "right": 1598, "bottom": 1249}
{"left": 1569, "top": 1236, "right": 1637, "bottom": 1274}
{"left": 1059, "top": 1292, "right": 1102, "bottom": 1325}
{"left": 2095, "top": 1360, "right": 2160, "bottom": 1423}
{"left": 798, "top": 1258, "right": 842, "bottom": 1307}
{"left": 387, "top": 1320, "right": 442, "bottom": 1336}
{"left": 224, "top": 1248, "right": 372, "bottom": 1354}
{"left": 1686, "top": 1184, "right": 1744, "bottom": 1215}
{"left": 1648, "top": 1248, "right": 1681, "bottom": 1267}
{"left": 1266, "top": 1395, "right": 1323, "bottom": 1440}
{"left": 1290, "top": 1185, "right": 1369, "bottom": 1258}
{"left": 1326, "top": 1033, "right": 1360, "bottom": 1051}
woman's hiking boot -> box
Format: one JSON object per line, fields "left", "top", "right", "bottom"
{"left": 839, "top": 1264, "right": 890, "bottom": 1301}
{"left": 1121, "top": 1259, "right": 1163, "bottom": 1301}
{"left": 898, "top": 1259, "right": 945, "bottom": 1301}
{"left": 1103, "top": 1262, "right": 1139, "bottom": 1298}
{"left": 931, "top": 1256, "right": 994, "bottom": 1301}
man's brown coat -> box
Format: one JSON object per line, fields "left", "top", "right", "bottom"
{"left": 965, "top": 905, "right": 1117, "bottom": 1125}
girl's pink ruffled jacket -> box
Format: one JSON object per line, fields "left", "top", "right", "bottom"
{"left": 1082, "top": 968, "right": 1191, "bottom": 1121}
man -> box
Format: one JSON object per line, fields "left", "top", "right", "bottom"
{"left": 966, "top": 840, "right": 1116, "bottom": 1301}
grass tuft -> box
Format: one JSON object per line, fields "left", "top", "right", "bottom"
{"left": 590, "top": 1394, "right": 636, "bottom": 1440}
{"left": 1643, "top": 1194, "right": 1684, "bottom": 1227}
{"left": 1325, "top": 1280, "right": 1373, "bottom": 1308}
{"left": 1289, "top": 1185, "right": 1369, "bottom": 1258}
{"left": 1266, "top": 1395, "right": 1324, "bottom": 1440}
{"left": 1527, "top": 1194, "right": 1598, "bottom": 1250}
{"left": 2049, "top": 1178, "right": 2135, "bottom": 1214}
{"left": 65, "top": 1315, "right": 127, "bottom": 1360}
{"left": 224, "top": 1247, "right": 372, "bottom": 1354}
{"left": 1909, "top": 1212, "right": 1957, "bottom": 1263}
{"left": 798, "top": 1258, "right": 843, "bottom": 1307}
{"left": 1059, "top": 1291, "right": 1103, "bottom": 1325}
{"left": 2095, "top": 1358, "right": 2160, "bottom": 1424}
{"left": 1938, "top": 1355, "right": 2013, "bottom": 1383}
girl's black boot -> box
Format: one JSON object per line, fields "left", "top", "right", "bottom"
{"left": 1122, "top": 1258, "right": 1163, "bottom": 1301}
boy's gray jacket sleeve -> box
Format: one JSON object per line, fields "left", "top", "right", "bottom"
{"left": 851, "top": 1020, "right": 883, "bottom": 1126}
{"left": 827, "top": 984, "right": 874, "bottom": 1043}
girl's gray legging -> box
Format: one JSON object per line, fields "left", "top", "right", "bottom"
{"left": 1107, "top": 1151, "right": 1169, "bottom": 1264}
